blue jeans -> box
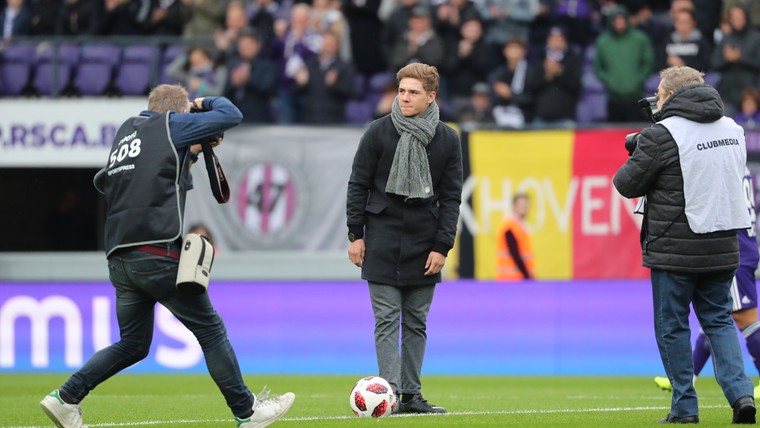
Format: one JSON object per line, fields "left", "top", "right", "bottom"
{"left": 651, "top": 269, "right": 753, "bottom": 417}
{"left": 60, "top": 249, "right": 253, "bottom": 418}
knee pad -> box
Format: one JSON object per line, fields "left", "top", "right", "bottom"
{"left": 176, "top": 233, "right": 215, "bottom": 295}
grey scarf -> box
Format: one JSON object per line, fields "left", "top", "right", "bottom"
{"left": 386, "top": 97, "right": 439, "bottom": 200}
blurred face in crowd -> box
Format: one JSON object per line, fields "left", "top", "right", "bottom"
{"left": 673, "top": 11, "right": 696, "bottom": 38}
{"left": 189, "top": 48, "right": 212, "bottom": 69}
{"left": 547, "top": 32, "right": 566, "bottom": 51}
{"left": 397, "top": 77, "right": 435, "bottom": 117}
{"left": 669, "top": 0, "right": 694, "bottom": 20}
{"left": 321, "top": 32, "right": 339, "bottom": 57}
{"left": 237, "top": 35, "right": 261, "bottom": 60}
{"left": 503, "top": 41, "right": 526, "bottom": 63}
{"left": 742, "top": 92, "right": 759, "bottom": 115}
{"left": 291, "top": 4, "right": 311, "bottom": 33}
{"left": 409, "top": 14, "right": 431, "bottom": 33}
{"left": 729, "top": 6, "right": 747, "bottom": 32}
{"left": 612, "top": 14, "right": 628, "bottom": 33}
{"left": 226, "top": 2, "right": 248, "bottom": 31}
{"left": 460, "top": 19, "right": 482, "bottom": 42}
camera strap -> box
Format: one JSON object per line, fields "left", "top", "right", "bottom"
{"left": 201, "top": 141, "right": 230, "bottom": 203}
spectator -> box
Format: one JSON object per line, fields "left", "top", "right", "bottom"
{"left": 310, "top": 0, "right": 351, "bottom": 61}
{"left": 214, "top": 0, "right": 249, "bottom": 62}
{"left": 441, "top": 17, "right": 493, "bottom": 105}
{"left": 225, "top": 28, "right": 278, "bottom": 123}
{"left": 734, "top": 87, "right": 760, "bottom": 128}
{"left": 143, "top": 0, "right": 184, "bottom": 36}
{"left": 91, "top": 0, "right": 143, "bottom": 36}
{"left": 166, "top": 46, "right": 228, "bottom": 98}
{"left": 55, "top": 0, "right": 99, "bottom": 36}
{"left": 28, "top": 0, "right": 60, "bottom": 35}
{"left": 656, "top": 9, "right": 710, "bottom": 71}
{"left": 477, "top": 0, "right": 539, "bottom": 49}
{"left": 487, "top": 37, "right": 532, "bottom": 128}
{"left": 381, "top": 0, "right": 420, "bottom": 63}
{"left": 342, "top": 0, "right": 386, "bottom": 75}
{"left": 495, "top": 193, "right": 534, "bottom": 280}
{"left": 723, "top": 0, "right": 760, "bottom": 33}
{"left": 271, "top": 3, "right": 321, "bottom": 123}
{"left": 181, "top": 0, "right": 228, "bottom": 40}
{"left": 1, "top": 0, "right": 33, "bottom": 41}
{"left": 592, "top": 5, "right": 654, "bottom": 122}
{"left": 553, "top": 0, "right": 597, "bottom": 48}
{"left": 711, "top": 4, "right": 760, "bottom": 117}
{"left": 456, "top": 81, "right": 495, "bottom": 126}
{"left": 432, "top": 0, "right": 481, "bottom": 46}
{"left": 247, "top": 0, "right": 278, "bottom": 53}
{"left": 388, "top": 5, "right": 445, "bottom": 71}
{"left": 295, "top": 31, "right": 355, "bottom": 123}
{"left": 691, "top": 0, "right": 721, "bottom": 47}
{"left": 525, "top": 25, "right": 581, "bottom": 127}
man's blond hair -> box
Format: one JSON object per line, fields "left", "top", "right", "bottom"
{"left": 659, "top": 66, "right": 705, "bottom": 94}
{"left": 147, "top": 84, "right": 190, "bottom": 113}
{"left": 396, "top": 63, "right": 440, "bottom": 94}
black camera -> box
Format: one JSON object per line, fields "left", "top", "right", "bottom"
{"left": 189, "top": 104, "right": 223, "bottom": 145}
{"left": 624, "top": 96, "right": 660, "bottom": 156}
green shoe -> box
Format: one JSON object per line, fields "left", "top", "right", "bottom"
{"left": 654, "top": 376, "right": 673, "bottom": 392}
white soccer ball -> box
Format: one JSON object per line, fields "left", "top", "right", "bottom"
{"left": 349, "top": 376, "right": 397, "bottom": 418}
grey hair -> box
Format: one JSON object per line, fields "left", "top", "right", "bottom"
{"left": 659, "top": 66, "right": 705, "bottom": 94}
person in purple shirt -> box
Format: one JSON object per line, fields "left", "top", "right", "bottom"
{"left": 655, "top": 167, "right": 760, "bottom": 399}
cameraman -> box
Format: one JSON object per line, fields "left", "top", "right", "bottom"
{"left": 40, "top": 85, "right": 295, "bottom": 428}
{"left": 613, "top": 66, "right": 755, "bottom": 424}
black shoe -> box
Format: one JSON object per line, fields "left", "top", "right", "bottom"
{"left": 658, "top": 413, "right": 699, "bottom": 424}
{"left": 397, "top": 394, "right": 446, "bottom": 414}
{"left": 733, "top": 396, "right": 756, "bottom": 424}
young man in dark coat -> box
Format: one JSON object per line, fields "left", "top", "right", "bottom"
{"left": 346, "top": 63, "right": 463, "bottom": 414}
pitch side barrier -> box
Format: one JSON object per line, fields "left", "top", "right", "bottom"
{"left": 0, "top": 279, "right": 756, "bottom": 375}
{"left": 2, "top": 102, "right": 760, "bottom": 280}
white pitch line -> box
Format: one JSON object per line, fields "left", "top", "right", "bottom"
{"left": 7, "top": 404, "right": 732, "bottom": 428}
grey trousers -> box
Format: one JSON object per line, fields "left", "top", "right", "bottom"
{"left": 368, "top": 282, "right": 436, "bottom": 396}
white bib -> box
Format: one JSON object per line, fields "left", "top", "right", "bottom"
{"left": 659, "top": 116, "right": 750, "bottom": 233}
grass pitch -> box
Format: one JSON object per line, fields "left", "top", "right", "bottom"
{"left": 0, "top": 374, "right": 747, "bottom": 427}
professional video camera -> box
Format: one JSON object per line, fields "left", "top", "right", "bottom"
{"left": 624, "top": 96, "right": 659, "bottom": 156}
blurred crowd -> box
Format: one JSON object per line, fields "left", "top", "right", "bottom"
{"left": 3, "top": 0, "right": 760, "bottom": 127}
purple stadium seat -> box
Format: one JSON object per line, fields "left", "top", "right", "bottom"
{"left": 644, "top": 73, "right": 659, "bottom": 98}
{"left": 73, "top": 44, "right": 122, "bottom": 95}
{"left": 368, "top": 72, "right": 395, "bottom": 93}
{"left": 576, "top": 92, "right": 608, "bottom": 124}
{"left": 0, "top": 44, "right": 36, "bottom": 96}
{"left": 115, "top": 44, "right": 158, "bottom": 95}
{"left": 159, "top": 44, "right": 184, "bottom": 84}
{"left": 345, "top": 99, "right": 374, "bottom": 124}
{"left": 581, "top": 70, "right": 604, "bottom": 93}
{"left": 704, "top": 71, "right": 720, "bottom": 88}
{"left": 34, "top": 43, "right": 79, "bottom": 95}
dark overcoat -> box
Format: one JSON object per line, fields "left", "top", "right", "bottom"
{"left": 347, "top": 114, "right": 463, "bottom": 286}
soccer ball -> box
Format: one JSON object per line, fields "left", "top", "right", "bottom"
{"left": 349, "top": 376, "right": 397, "bottom": 418}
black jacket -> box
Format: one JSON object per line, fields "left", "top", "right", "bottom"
{"left": 347, "top": 114, "right": 463, "bottom": 285}
{"left": 613, "top": 84, "right": 741, "bottom": 272}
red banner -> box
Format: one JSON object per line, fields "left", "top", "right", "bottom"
{"left": 571, "top": 130, "right": 648, "bottom": 278}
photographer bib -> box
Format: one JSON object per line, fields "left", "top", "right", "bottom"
{"left": 659, "top": 115, "right": 750, "bottom": 233}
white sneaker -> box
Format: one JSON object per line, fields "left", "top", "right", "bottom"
{"left": 40, "top": 389, "right": 84, "bottom": 428}
{"left": 235, "top": 387, "right": 295, "bottom": 428}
